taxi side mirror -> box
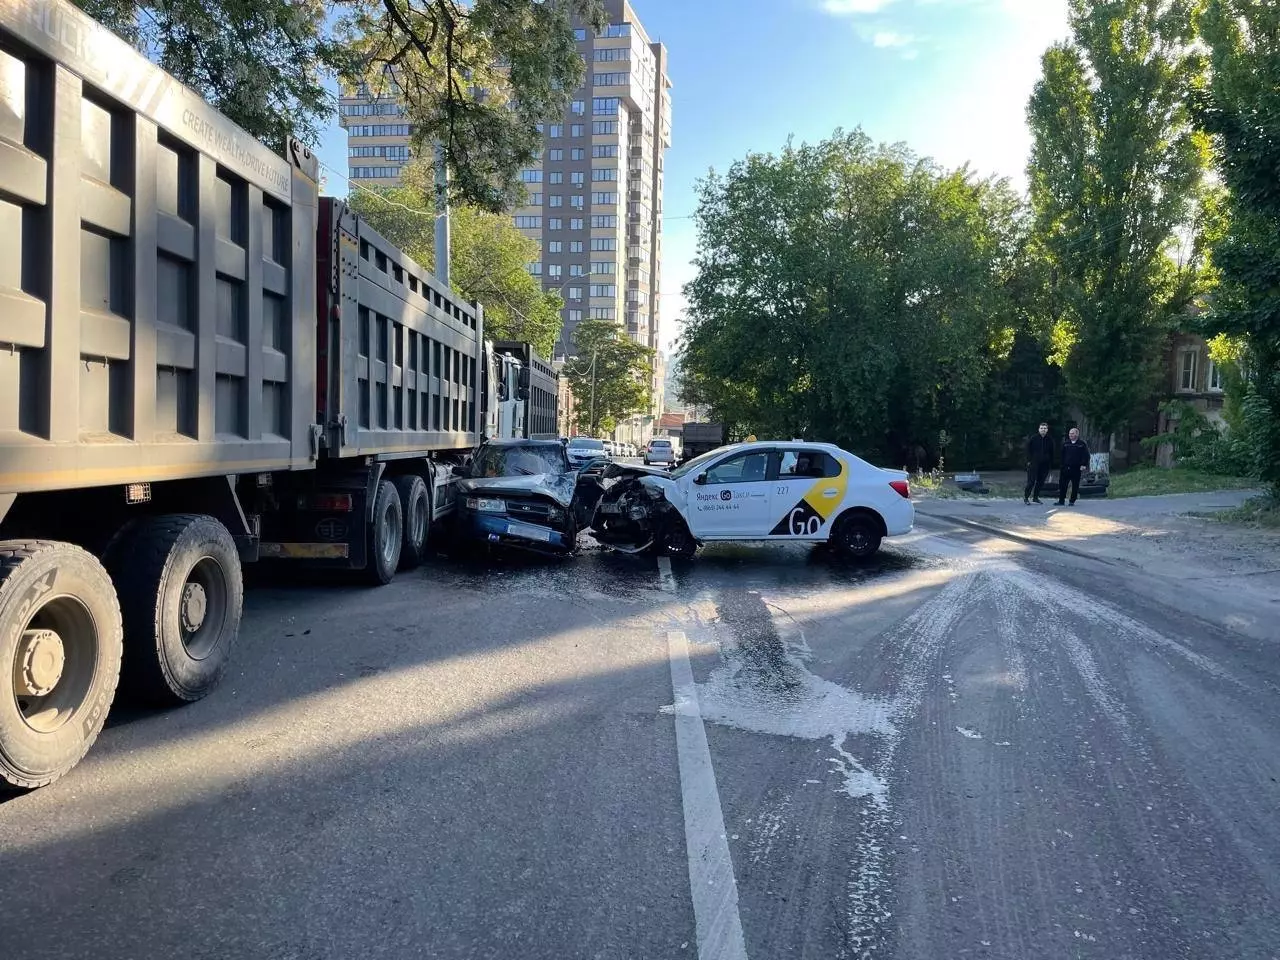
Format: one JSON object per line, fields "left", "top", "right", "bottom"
{"left": 694, "top": 473, "right": 707, "bottom": 485}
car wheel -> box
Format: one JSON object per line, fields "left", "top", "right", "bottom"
{"left": 832, "top": 513, "right": 882, "bottom": 560}
{"left": 659, "top": 517, "right": 698, "bottom": 560}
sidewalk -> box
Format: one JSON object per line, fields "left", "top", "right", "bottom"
{"left": 915, "top": 489, "right": 1280, "bottom": 643}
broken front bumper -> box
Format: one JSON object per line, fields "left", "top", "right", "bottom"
{"left": 456, "top": 508, "right": 576, "bottom": 554}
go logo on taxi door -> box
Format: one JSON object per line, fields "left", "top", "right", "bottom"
{"left": 768, "top": 463, "right": 849, "bottom": 537}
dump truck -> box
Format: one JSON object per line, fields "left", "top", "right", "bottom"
{"left": 492, "top": 341, "right": 560, "bottom": 440}
{"left": 0, "top": 0, "right": 547, "bottom": 787}
{"left": 680, "top": 422, "right": 725, "bottom": 462}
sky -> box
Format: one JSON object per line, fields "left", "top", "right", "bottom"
{"left": 316, "top": 0, "right": 1071, "bottom": 358}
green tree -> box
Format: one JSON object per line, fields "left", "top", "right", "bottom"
{"left": 563, "top": 320, "right": 653, "bottom": 436}
{"left": 74, "top": 0, "right": 605, "bottom": 210}
{"left": 350, "top": 161, "right": 563, "bottom": 357}
{"left": 1196, "top": 0, "right": 1280, "bottom": 493}
{"left": 679, "top": 129, "right": 1027, "bottom": 467}
{"left": 1026, "top": 0, "right": 1212, "bottom": 447}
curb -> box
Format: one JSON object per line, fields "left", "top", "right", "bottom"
{"left": 916, "top": 512, "right": 1116, "bottom": 566}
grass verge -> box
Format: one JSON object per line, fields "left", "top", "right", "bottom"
{"left": 1198, "top": 495, "right": 1280, "bottom": 529}
{"left": 1108, "top": 465, "right": 1260, "bottom": 498}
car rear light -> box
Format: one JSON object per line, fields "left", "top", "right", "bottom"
{"left": 889, "top": 480, "right": 910, "bottom": 499}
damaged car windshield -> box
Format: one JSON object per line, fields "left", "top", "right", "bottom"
{"left": 472, "top": 444, "right": 567, "bottom": 478}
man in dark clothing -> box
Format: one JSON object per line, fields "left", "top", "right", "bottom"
{"left": 1057, "top": 427, "right": 1090, "bottom": 506}
{"left": 1024, "top": 422, "right": 1054, "bottom": 504}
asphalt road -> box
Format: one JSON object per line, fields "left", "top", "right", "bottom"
{"left": 2, "top": 519, "right": 1278, "bottom": 960}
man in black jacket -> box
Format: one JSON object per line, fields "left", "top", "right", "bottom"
{"left": 1057, "top": 427, "right": 1090, "bottom": 506}
{"left": 1024, "top": 422, "right": 1054, "bottom": 504}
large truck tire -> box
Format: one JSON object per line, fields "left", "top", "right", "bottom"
{"left": 365, "top": 480, "right": 403, "bottom": 585}
{"left": 392, "top": 474, "right": 430, "bottom": 571}
{"left": 0, "top": 541, "right": 123, "bottom": 789}
{"left": 109, "top": 515, "right": 242, "bottom": 705}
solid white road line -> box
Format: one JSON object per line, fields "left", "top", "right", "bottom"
{"left": 658, "top": 554, "right": 678, "bottom": 593}
{"left": 666, "top": 628, "right": 750, "bottom": 960}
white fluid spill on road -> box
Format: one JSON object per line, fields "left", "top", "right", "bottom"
{"left": 956, "top": 726, "right": 984, "bottom": 740}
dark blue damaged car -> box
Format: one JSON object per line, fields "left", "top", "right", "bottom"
{"left": 451, "top": 439, "right": 607, "bottom": 556}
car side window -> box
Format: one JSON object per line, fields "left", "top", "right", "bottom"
{"left": 704, "top": 451, "right": 771, "bottom": 485}
{"left": 780, "top": 450, "right": 841, "bottom": 479}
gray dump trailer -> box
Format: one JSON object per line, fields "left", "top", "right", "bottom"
{"left": 0, "top": 0, "right": 530, "bottom": 787}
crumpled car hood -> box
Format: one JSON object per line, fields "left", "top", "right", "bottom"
{"left": 457, "top": 472, "right": 578, "bottom": 507}
{"left": 601, "top": 463, "right": 672, "bottom": 481}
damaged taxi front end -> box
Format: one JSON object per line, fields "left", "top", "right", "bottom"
{"left": 587, "top": 463, "right": 697, "bottom": 556}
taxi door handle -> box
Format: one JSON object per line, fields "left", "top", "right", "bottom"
{"left": 821, "top": 488, "right": 839, "bottom": 498}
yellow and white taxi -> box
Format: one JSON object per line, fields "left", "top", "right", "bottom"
{"left": 588, "top": 441, "right": 914, "bottom": 559}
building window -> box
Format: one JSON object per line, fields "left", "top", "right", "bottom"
{"left": 570, "top": 123, "right": 585, "bottom": 137}
{"left": 571, "top": 100, "right": 586, "bottom": 115}
{"left": 591, "top": 261, "right": 616, "bottom": 275}
{"left": 591, "top": 215, "right": 618, "bottom": 228}
{"left": 568, "top": 308, "right": 583, "bottom": 323}
{"left": 549, "top": 149, "right": 563, "bottom": 161}
{"left": 547, "top": 217, "right": 562, "bottom": 230}
{"left": 513, "top": 215, "right": 542, "bottom": 229}
{"left": 594, "top": 73, "right": 628, "bottom": 87}
{"left": 526, "top": 192, "right": 542, "bottom": 205}
{"left": 527, "top": 262, "right": 542, "bottom": 276}
{"left": 592, "top": 98, "right": 620, "bottom": 115}
{"left": 570, "top": 218, "right": 584, "bottom": 230}
{"left": 592, "top": 167, "right": 619, "bottom": 181}
{"left": 570, "top": 241, "right": 584, "bottom": 253}
{"left": 591, "top": 192, "right": 617, "bottom": 205}
{"left": 592, "top": 121, "right": 618, "bottom": 135}
{"left": 549, "top": 124, "right": 563, "bottom": 138}
{"left": 590, "top": 284, "right": 617, "bottom": 297}
{"left": 603, "top": 23, "right": 631, "bottom": 38}
{"left": 570, "top": 264, "right": 585, "bottom": 277}
{"left": 1207, "top": 360, "right": 1225, "bottom": 392}
{"left": 591, "top": 307, "right": 617, "bottom": 319}
{"left": 571, "top": 148, "right": 586, "bottom": 161}
{"left": 548, "top": 241, "right": 563, "bottom": 253}
{"left": 549, "top": 195, "right": 563, "bottom": 207}
{"left": 549, "top": 171, "right": 563, "bottom": 184}
{"left": 571, "top": 195, "right": 585, "bottom": 209}
{"left": 568, "top": 286, "right": 583, "bottom": 301}
{"left": 571, "top": 171, "right": 585, "bottom": 186}
{"left": 592, "top": 144, "right": 619, "bottom": 158}
{"left": 591, "top": 237, "right": 617, "bottom": 251}
{"left": 594, "top": 47, "right": 629, "bottom": 62}
{"left": 1178, "top": 348, "right": 1198, "bottom": 392}
{"left": 548, "top": 264, "right": 562, "bottom": 279}
{"left": 520, "top": 168, "right": 543, "bottom": 183}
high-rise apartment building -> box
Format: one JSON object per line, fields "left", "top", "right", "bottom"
{"left": 517, "top": 0, "right": 671, "bottom": 364}
{"left": 338, "top": 1, "right": 671, "bottom": 372}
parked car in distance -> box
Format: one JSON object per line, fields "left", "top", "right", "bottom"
{"left": 644, "top": 438, "right": 678, "bottom": 467}
{"left": 590, "top": 441, "right": 914, "bottom": 559}
{"left": 452, "top": 440, "right": 604, "bottom": 555}
{"left": 566, "top": 436, "right": 610, "bottom": 470}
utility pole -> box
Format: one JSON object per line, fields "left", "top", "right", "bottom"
{"left": 588, "top": 347, "right": 598, "bottom": 436}
{"left": 433, "top": 141, "right": 450, "bottom": 287}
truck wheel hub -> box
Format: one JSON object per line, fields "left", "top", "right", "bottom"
{"left": 181, "top": 582, "right": 208, "bottom": 633}
{"left": 17, "top": 629, "right": 65, "bottom": 697}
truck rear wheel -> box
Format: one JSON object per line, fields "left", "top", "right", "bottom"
{"left": 366, "top": 480, "right": 403, "bottom": 585}
{"left": 110, "top": 515, "right": 242, "bottom": 705}
{"left": 393, "top": 475, "right": 430, "bottom": 571}
{"left": 0, "top": 541, "right": 123, "bottom": 789}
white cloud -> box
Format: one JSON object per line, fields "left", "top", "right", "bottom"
{"left": 872, "top": 30, "right": 914, "bottom": 48}
{"left": 820, "top": 0, "right": 899, "bottom": 15}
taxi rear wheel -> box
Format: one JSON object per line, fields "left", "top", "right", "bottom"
{"left": 832, "top": 513, "right": 882, "bottom": 559}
